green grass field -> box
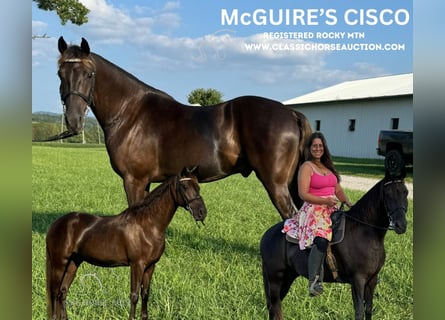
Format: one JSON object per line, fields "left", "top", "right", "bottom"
{"left": 32, "top": 145, "right": 413, "bottom": 319}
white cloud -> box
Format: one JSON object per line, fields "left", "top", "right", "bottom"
{"left": 350, "top": 62, "right": 386, "bottom": 76}
{"left": 32, "top": 20, "right": 47, "bottom": 35}
{"left": 163, "top": 1, "right": 180, "bottom": 11}
{"left": 32, "top": 34, "right": 58, "bottom": 67}
{"left": 75, "top": 1, "right": 324, "bottom": 73}
{"left": 33, "top": 1, "right": 395, "bottom": 94}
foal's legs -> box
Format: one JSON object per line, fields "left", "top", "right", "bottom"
{"left": 58, "top": 260, "right": 79, "bottom": 320}
{"left": 48, "top": 260, "right": 78, "bottom": 320}
{"left": 48, "top": 266, "right": 65, "bottom": 320}
{"left": 129, "top": 263, "right": 145, "bottom": 320}
{"left": 140, "top": 264, "right": 156, "bottom": 320}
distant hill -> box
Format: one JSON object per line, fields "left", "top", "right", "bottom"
{"left": 32, "top": 112, "right": 61, "bottom": 123}
{"left": 32, "top": 112, "right": 99, "bottom": 128}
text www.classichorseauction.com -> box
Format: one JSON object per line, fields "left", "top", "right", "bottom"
{"left": 245, "top": 30, "right": 405, "bottom": 52}
{"left": 244, "top": 41, "right": 405, "bottom": 52}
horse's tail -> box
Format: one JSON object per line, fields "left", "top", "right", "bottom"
{"left": 295, "top": 109, "right": 312, "bottom": 162}
{"left": 290, "top": 110, "right": 312, "bottom": 209}
{"left": 46, "top": 244, "right": 52, "bottom": 319}
{"left": 46, "top": 243, "right": 57, "bottom": 320}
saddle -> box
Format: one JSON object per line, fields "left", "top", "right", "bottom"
{"left": 285, "top": 208, "right": 346, "bottom": 281}
{"left": 330, "top": 209, "right": 346, "bottom": 245}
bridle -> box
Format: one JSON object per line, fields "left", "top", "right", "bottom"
{"left": 343, "top": 179, "right": 407, "bottom": 231}
{"left": 60, "top": 58, "right": 96, "bottom": 109}
{"left": 32, "top": 58, "right": 96, "bottom": 142}
{"left": 176, "top": 177, "right": 204, "bottom": 223}
{"left": 382, "top": 179, "right": 407, "bottom": 230}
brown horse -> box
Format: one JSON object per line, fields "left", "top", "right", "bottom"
{"left": 54, "top": 36, "right": 312, "bottom": 219}
{"left": 46, "top": 167, "right": 207, "bottom": 320}
{"left": 260, "top": 170, "right": 409, "bottom": 320}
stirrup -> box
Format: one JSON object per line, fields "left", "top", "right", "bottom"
{"left": 309, "top": 275, "right": 323, "bottom": 297}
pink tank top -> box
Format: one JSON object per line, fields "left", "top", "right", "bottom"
{"left": 308, "top": 171, "right": 337, "bottom": 197}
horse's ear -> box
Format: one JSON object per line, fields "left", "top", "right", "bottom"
{"left": 397, "top": 166, "right": 406, "bottom": 179}
{"left": 189, "top": 166, "right": 199, "bottom": 175}
{"left": 180, "top": 167, "right": 189, "bottom": 177}
{"left": 181, "top": 166, "right": 198, "bottom": 177}
{"left": 80, "top": 37, "right": 90, "bottom": 55}
{"left": 385, "top": 166, "right": 406, "bottom": 180}
{"left": 58, "top": 36, "right": 67, "bottom": 54}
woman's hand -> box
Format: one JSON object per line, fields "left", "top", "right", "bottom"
{"left": 344, "top": 200, "right": 352, "bottom": 208}
{"left": 325, "top": 197, "right": 338, "bottom": 208}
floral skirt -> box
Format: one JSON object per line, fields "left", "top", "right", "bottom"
{"left": 282, "top": 200, "right": 337, "bottom": 250}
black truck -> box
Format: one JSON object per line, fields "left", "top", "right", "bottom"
{"left": 377, "top": 130, "right": 413, "bottom": 169}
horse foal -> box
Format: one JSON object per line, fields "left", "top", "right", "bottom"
{"left": 46, "top": 168, "right": 207, "bottom": 320}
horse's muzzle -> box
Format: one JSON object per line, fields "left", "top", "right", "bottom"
{"left": 188, "top": 206, "right": 207, "bottom": 226}
{"left": 65, "top": 116, "right": 84, "bottom": 135}
{"left": 389, "top": 208, "right": 407, "bottom": 234}
{"left": 392, "top": 222, "right": 407, "bottom": 234}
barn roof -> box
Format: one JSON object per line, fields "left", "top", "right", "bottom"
{"left": 283, "top": 73, "right": 413, "bottom": 105}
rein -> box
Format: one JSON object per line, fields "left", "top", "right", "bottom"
{"left": 343, "top": 212, "right": 390, "bottom": 231}
{"left": 32, "top": 130, "right": 78, "bottom": 142}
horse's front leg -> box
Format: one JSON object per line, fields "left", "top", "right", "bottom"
{"left": 263, "top": 270, "right": 286, "bottom": 320}
{"left": 129, "top": 263, "right": 144, "bottom": 320}
{"left": 140, "top": 264, "right": 156, "bottom": 320}
{"left": 123, "top": 177, "right": 149, "bottom": 206}
{"left": 364, "top": 275, "right": 378, "bottom": 320}
{"left": 351, "top": 277, "right": 366, "bottom": 320}
{"left": 260, "top": 181, "right": 297, "bottom": 220}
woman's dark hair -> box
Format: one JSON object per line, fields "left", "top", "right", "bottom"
{"left": 304, "top": 132, "right": 340, "bottom": 181}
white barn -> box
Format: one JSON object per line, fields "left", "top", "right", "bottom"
{"left": 283, "top": 73, "right": 413, "bottom": 159}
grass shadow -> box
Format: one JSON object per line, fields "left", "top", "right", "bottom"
{"left": 166, "top": 226, "right": 260, "bottom": 259}
{"left": 32, "top": 211, "right": 63, "bottom": 234}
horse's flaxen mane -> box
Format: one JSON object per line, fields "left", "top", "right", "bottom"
{"left": 58, "top": 45, "right": 94, "bottom": 71}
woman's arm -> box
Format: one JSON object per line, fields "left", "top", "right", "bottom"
{"left": 335, "top": 183, "right": 352, "bottom": 207}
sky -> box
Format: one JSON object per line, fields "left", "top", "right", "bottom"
{"left": 32, "top": 0, "right": 412, "bottom": 113}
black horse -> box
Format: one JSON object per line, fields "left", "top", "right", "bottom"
{"left": 260, "top": 171, "right": 408, "bottom": 320}
{"left": 50, "top": 36, "right": 313, "bottom": 220}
